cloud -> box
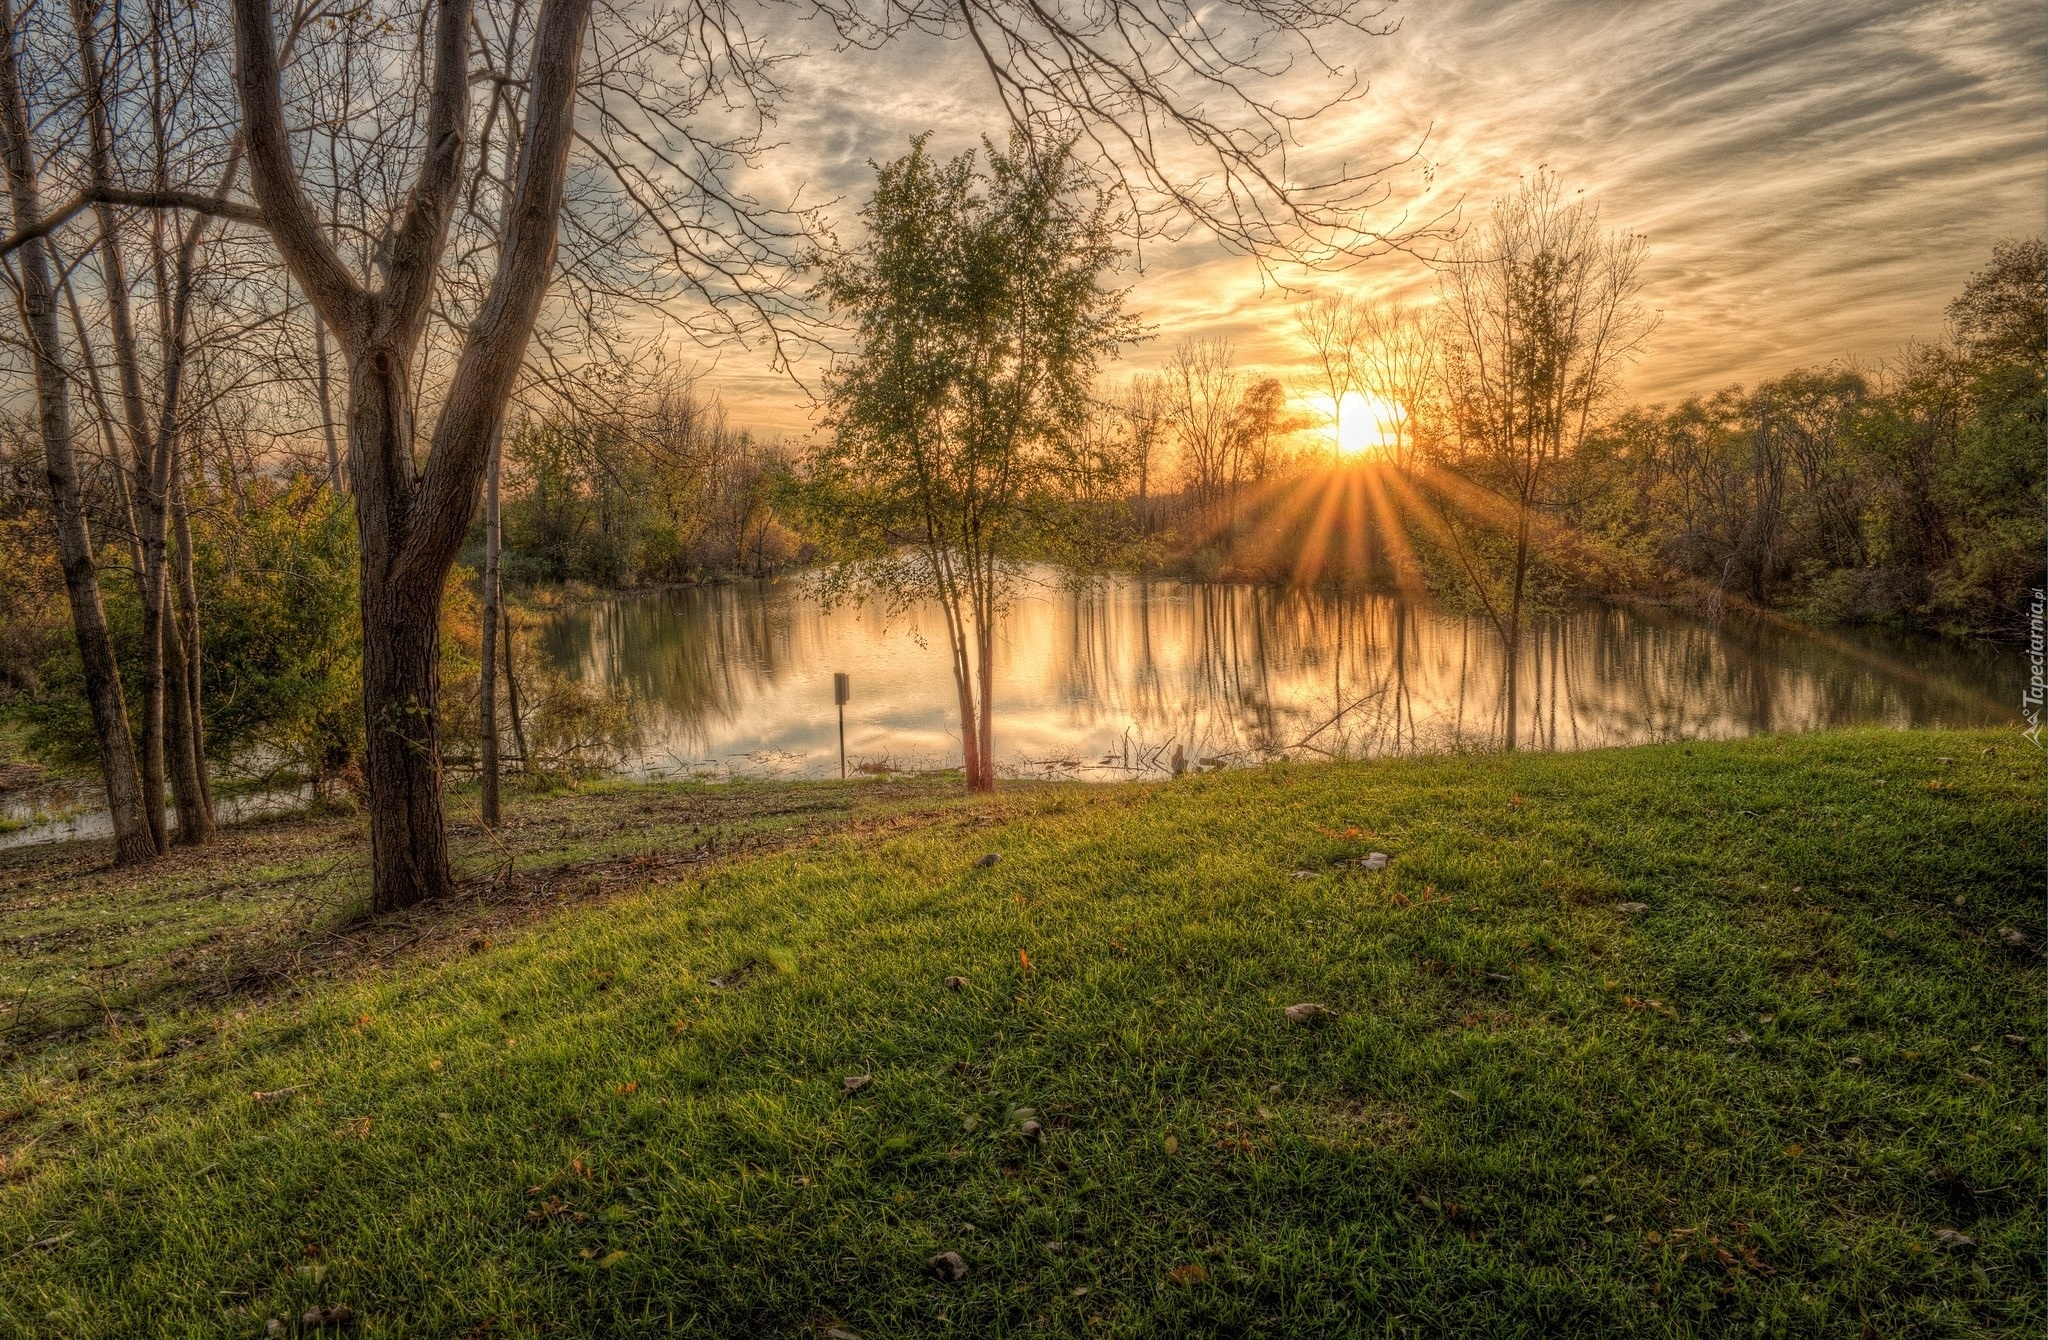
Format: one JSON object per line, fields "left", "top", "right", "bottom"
{"left": 697, "top": 0, "right": 2045, "bottom": 434}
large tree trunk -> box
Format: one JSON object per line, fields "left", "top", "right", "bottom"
{"left": 0, "top": 0, "right": 154, "bottom": 865}
{"left": 350, "top": 351, "right": 457, "bottom": 909}
{"left": 233, "top": 0, "right": 590, "bottom": 911}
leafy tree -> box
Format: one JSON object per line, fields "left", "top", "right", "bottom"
{"left": 803, "top": 133, "right": 1134, "bottom": 792}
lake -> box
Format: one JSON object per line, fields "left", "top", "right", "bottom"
{"left": 536, "top": 573, "right": 2023, "bottom": 782}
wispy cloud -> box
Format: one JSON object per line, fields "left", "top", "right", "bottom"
{"left": 705, "top": 0, "right": 2045, "bottom": 434}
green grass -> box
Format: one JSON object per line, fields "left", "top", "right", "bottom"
{"left": 0, "top": 729, "right": 2039, "bottom": 1337}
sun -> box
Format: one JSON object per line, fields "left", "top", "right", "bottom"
{"left": 1335, "top": 391, "right": 1404, "bottom": 458}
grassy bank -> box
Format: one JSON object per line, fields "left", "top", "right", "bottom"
{"left": 0, "top": 730, "right": 2039, "bottom": 1337}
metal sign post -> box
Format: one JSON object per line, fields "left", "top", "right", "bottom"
{"left": 834, "top": 673, "right": 851, "bottom": 780}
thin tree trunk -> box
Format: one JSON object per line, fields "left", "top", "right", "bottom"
{"left": 314, "top": 310, "right": 343, "bottom": 490}
{"left": 480, "top": 430, "right": 501, "bottom": 826}
{"left": 972, "top": 582, "right": 995, "bottom": 792}
{"left": 503, "top": 607, "right": 528, "bottom": 772}
{"left": 0, "top": 0, "right": 154, "bottom": 864}
{"left": 170, "top": 464, "right": 213, "bottom": 815}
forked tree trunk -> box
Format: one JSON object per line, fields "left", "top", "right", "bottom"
{"left": 0, "top": 0, "right": 154, "bottom": 864}
{"left": 234, "top": 0, "right": 590, "bottom": 911}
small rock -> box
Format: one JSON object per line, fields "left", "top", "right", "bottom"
{"left": 975, "top": 853, "right": 1000, "bottom": 869}
{"left": 929, "top": 1250, "right": 969, "bottom": 1280}
{"left": 2000, "top": 928, "right": 2029, "bottom": 947}
{"left": 842, "top": 1074, "right": 872, "bottom": 1095}
{"left": 1485, "top": 971, "right": 1511, "bottom": 983}
{"left": 1019, "top": 1119, "right": 1043, "bottom": 1139}
{"left": 1360, "top": 852, "right": 1389, "bottom": 870}
{"left": 1284, "top": 1002, "right": 1337, "bottom": 1025}
{"left": 1933, "top": 1228, "right": 1977, "bottom": 1252}
{"left": 1614, "top": 901, "right": 1649, "bottom": 915}
{"left": 824, "top": 1329, "right": 860, "bottom": 1339}
{"left": 943, "top": 975, "right": 968, "bottom": 990}
{"left": 2003, "top": 1033, "right": 2028, "bottom": 1044}
{"left": 301, "top": 1304, "right": 354, "bottom": 1328}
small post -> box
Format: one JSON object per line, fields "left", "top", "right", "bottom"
{"left": 834, "top": 672, "right": 851, "bottom": 780}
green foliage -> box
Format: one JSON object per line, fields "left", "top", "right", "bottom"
{"left": 797, "top": 130, "right": 1139, "bottom": 605}
{"left": 8, "top": 475, "right": 362, "bottom": 783}
{"left": 0, "top": 730, "right": 2037, "bottom": 1335}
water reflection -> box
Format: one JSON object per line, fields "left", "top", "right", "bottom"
{"left": 540, "top": 573, "right": 2021, "bottom": 780}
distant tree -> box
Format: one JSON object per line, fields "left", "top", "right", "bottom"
{"left": 1166, "top": 337, "right": 1242, "bottom": 506}
{"left": 1429, "top": 171, "right": 1653, "bottom": 750}
{"left": 1357, "top": 299, "right": 1438, "bottom": 472}
{"left": 1932, "top": 237, "right": 2046, "bottom": 635}
{"left": 1295, "top": 293, "right": 1363, "bottom": 463}
{"left": 804, "top": 134, "right": 1133, "bottom": 792}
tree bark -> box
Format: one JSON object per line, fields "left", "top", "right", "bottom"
{"left": 0, "top": 0, "right": 155, "bottom": 865}
{"left": 233, "top": 0, "right": 591, "bottom": 910}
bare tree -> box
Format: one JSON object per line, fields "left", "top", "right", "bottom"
{"left": 1296, "top": 292, "right": 1363, "bottom": 463}
{"left": 1356, "top": 297, "right": 1436, "bottom": 471}
{"left": 1166, "top": 337, "right": 1241, "bottom": 507}
{"left": 0, "top": 0, "right": 154, "bottom": 862}
{"left": 1431, "top": 171, "right": 1652, "bottom": 750}
{"left": 230, "top": 0, "right": 592, "bottom": 909}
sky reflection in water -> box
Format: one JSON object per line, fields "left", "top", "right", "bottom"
{"left": 538, "top": 573, "right": 2022, "bottom": 781}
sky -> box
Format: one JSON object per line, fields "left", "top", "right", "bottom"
{"left": 699, "top": 0, "right": 2046, "bottom": 439}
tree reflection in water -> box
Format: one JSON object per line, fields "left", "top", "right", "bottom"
{"left": 538, "top": 571, "right": 2022, "bottom": 781}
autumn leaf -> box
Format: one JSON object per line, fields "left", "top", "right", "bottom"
{"left": 1166, "top": 1264, "right": 1208, "bottom": 1285}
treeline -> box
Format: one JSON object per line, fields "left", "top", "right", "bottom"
{"left": 1559, "top": 240, "right": 2044, "bottom": 639}
{"left": 1100, "top": 236, "right": 2043, "bottom": 643}
{"left": 493, "top": 380, "right": 800, "bottom": 587}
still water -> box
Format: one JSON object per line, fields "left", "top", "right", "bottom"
{"left": 538, "top": 572, "right": 2023, "bottom": 782}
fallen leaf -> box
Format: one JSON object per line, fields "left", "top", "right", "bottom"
{"left": 1726, "top": 1031, "right": 1752, "bottom": 1044}
{"left": 1163, "top": 1134, "right": 1179, "bottom": 1155}
{"left": 975, "top": 854, "right": 1000, "bottom": 869}
{"left": 2000, "top": 928, "right": 2029, "bottom": 947}
{"left": 1290, "top": 870, "right": 1317, "bottom": 880}
{"left": 1843, "top": 1056, "right": 1865, "bottom": 1068}
{"left": 1166, "top": 1264, "right": 1209, "bottom": 1285}
{"left": 1933, "top": 1228, "right": 1977, "bottom": 1251}
{"left": 300, "top": 1304, "right": 354, "bottom": 1328}
{"left": 1019, "top": 1119, "right": 1043, "bottom": 1139}
{"left": 615, "top": 1081, "right": 638, "bottom": 1095}
{"left": 929, "top": 1250, "right": 969, "bottom": 1280}
{"left": 251, "top": 1086, "right": 300, "bottom": 1105}
{"left": 1361, "top": 852, "right": 1389, "bottom": 870}
{"left": 1284, "top": 1002, "right": 1336, "bottom": 1025}
{"left": 1018, "top": 950, "right": 1033, "bottom": 972}
{"left": 944, "top": 975, "right": 969, "bottom": 990}
{"left": 1446, "top": 1089, "right": 1475, "bottom": 1106}
{"left": 597, "top": 1250, "right": 629, "bottom": 1268}
{"left": 1784, "top": 1143, "right": 1803, "bottom": 1159}
{"left": 2003, "top": 1033, "right": 2028, "bottom": 1044}
{"left": 825, "top": 1329, "right": 860, "bottom": 1339}
{"left": 1614, "top": 901, "right": 1649, "bottom": 915}
{"left": 842, "top": 1075, "right": 872, "bottom": 1095}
